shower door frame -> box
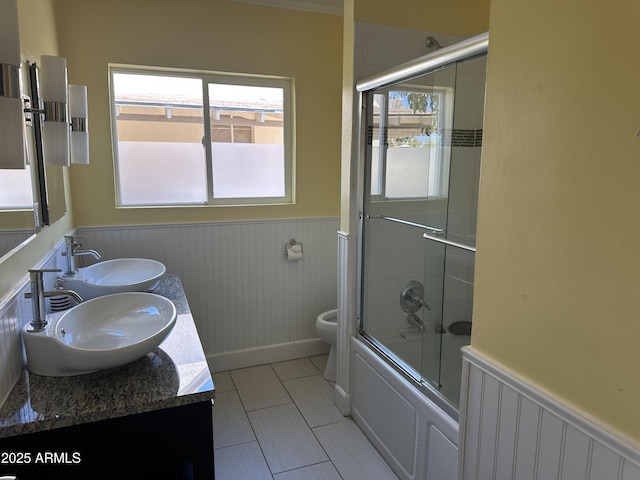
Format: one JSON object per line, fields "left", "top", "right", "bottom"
{"left": 354, "top": 32, "right": 488, "bottom": 421}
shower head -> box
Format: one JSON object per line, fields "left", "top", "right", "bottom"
{"left": 425, "top": 36, "right": 443, "bottom": 50}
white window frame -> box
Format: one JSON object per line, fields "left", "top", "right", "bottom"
{"left": 109, "top": 64, "right": 295, "bottom": 208}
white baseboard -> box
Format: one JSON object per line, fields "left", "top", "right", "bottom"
{"left": 207, "top": 338, "right": 330, "bottom": 372}
{"left": 333, "top": 383, "right": 351, "bottom": 416}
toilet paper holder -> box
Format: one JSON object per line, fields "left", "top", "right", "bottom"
{"left": 284, "top": 239, "right": 303, "bottom": 259}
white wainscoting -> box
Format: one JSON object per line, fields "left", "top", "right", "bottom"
{"left": 334, "top": 230, "right": 352, "bottom": 415}
{"left": 459, "top": 347, "right": 640, "bottom": 480}
{"left": 0, "top": 281, "right": 30, "bottom": 406}
{"left": 77, "top": 218, "right": 339, "bottom": 371}
{"left": 0, "top": 245, "right": 62, "bottom": 406}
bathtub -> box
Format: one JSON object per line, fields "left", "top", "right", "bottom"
{"left": 373, "top": 327, "right": 470, "bottom": 408}
{"left": 351, "top": 334, "right": 464, "bottom": 480}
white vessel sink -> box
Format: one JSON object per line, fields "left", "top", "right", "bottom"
{"left": 23, "top": 292, "right": 177, "bottom": 377}
{"left": 59, "top": 258, "right": 166, "bottom": 300}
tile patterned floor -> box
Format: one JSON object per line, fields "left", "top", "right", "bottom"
{"left": 212, "top": 355, "right": 399, "bottom": 479}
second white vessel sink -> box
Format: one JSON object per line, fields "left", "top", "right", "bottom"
{"left": 59, "top": 258, "right": 166, "bottom": 300}
{"left": 23, "top": 292, "right": 177, "bottom": 377}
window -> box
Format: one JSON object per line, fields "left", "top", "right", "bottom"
{"left": 110, "top": 66, "right": 294, "bottom": 207}
{"left": 0, "top": 165, "right": 33, "bottom": 210}
{"left": 369, "top": 85, "right": 453, "bottom": 200}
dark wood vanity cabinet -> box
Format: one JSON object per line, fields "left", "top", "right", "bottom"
{"left": 0, "top": 400, "right": 214, "bottom": 479}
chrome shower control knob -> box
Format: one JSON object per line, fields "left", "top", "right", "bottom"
{"left": 400, "top": 280, "right": 431, "bottom": 313}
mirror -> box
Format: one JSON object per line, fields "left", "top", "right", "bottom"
{"left": 0, "top": 59, "right": 67, "bottom": 261}
{"left": 30, "top": 60, "right": 67, "bottom": 225}
{"left": 0, "top": 206, "right": 36, "bottom": 260}
{"left": 0, "top": 61, "right": 37, "bottom": 260}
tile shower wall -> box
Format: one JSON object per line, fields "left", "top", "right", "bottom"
{"left": 363, "top": 216, "right": 437, "bottom": 334}
{"left": 447, "top": 55, "right": 486, "bottom": 246}
{"left": 354, "top": 22, "right": 465, "bottom": 80}
{"left": 445, "top": 55, "right": 485, "bottom": 332}
{"left": 76, "top": 218, "right": 339, "bottom": 369}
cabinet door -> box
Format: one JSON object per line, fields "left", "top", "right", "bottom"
{"left": 0, "top": 400, "right": 213, "bottom": 479}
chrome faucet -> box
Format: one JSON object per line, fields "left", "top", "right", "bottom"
{"left": 25, "top": 269, "right": 84, "bottom": 332}
{"left": 61, "top": 234, "right": 102, "bottom": 277}
{"left": 406, "top": 313, "right": 425, "bottom": 332}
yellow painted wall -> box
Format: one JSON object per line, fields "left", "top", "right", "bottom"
{"left": 0, "top": 0, "right": 75, "bottom": 298}
{"left": 51, "top": 0, "right": 342, "bottom": 226}
{"left": 473, "top": 0, "right": 640, "bottom": 442}
{"left": 354, "top": 0, "right": 490, "bottom": 37}
{"left": 339, "top": 0, "right": 355, "bottom": 232}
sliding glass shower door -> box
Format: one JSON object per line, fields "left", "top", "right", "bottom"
{"left": 359, "top": 54, "right": 486, "bottom": 409}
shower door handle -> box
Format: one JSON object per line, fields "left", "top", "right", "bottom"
{"left": 422, "top": 233, "right": 476, "bottom": 252}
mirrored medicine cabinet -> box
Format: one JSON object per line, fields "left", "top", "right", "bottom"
{"left": 0, "top": 60, "right": 67, "bottom": 261}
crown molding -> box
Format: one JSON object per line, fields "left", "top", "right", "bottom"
{"left": 227, "top": 0, "right": 343, "bottom": 16}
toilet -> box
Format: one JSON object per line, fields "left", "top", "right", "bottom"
{"left": 315, "top": 308, "right": 338, "bottom": 381}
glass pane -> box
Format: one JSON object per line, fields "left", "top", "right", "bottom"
{"left": 367, "top": 66, "right": 456, "bottom": 233}
{"left": 361, "top": 217, "right": 426, "bottom": 377}
{"left": 384, "top": 85, "right": 439, "bottom": 199}
{"left": 0, "top": 165, "right": 33, "bottom": 209}
{"left": 361, "top": 63, "right": 459, "bottom": 398}
{"left": 117, "top": 142, "right": 207, "bottom": 205}
{"left": 440, "top": 247, "right": 475, "bottom": 404}
{"left": 208, "top": 83, "right": 285, "bottom": 199}
{"left": 361, "top": 53, "right": 486, "bottom": 411}
{"left": 369, "top": 93, "right": 385, "bottom": 196}
{"left": 447, "top": 55, "right": 487, "bottom": 249}
{"left": 112, "top": 73, "right": 207, "bottom": 205}
{"left": 420, "top": 239, "right": 446, "bottom": 388}
{"left": 436, "top": 55, "right": 486, "bottom": 405}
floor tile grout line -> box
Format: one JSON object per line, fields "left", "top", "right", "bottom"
{"left": 280, "top": 374, "right": 350, "bottom": 431}
{"left": 228, "top": 363, "right": 293, "bottom": 413}
{"left": 214, "top": 356, "right": 358, "bottom": 479}
{"left": 244, "top": 400, "right": 295, "bottom": 415}
{"left": 271, "top": 357, "right": 323, "bottom": 382}
{"left": 224, "top": 376, "right": 276, "bottom": 477}
{"left": 213, "top": 438, "right": 262, "bottom": 452}
{"left": 210, "top": 389, "right": 258, "bottom": 452}
{"left": 271, "top": 358, "right": 398, "bottom": 479}
{"left": 277, "top": 370, "right": 350, "bottom": 478}
{"left": 252, "top": 360, "right": 338, "bottom": 477}
{"left": 212, "top": 369, "right": 274, "bottom": 465}
{"left": 272, "top": 460, "right": 347, "bottom": 480}
{"left": 261, "top": 362, "right": 325, "bottom": 476}
{"left": 261, "top": 398, "right": 343, "bottom": 478}
{"left": 243, "top": 363, "right": 310, "bottom": 477}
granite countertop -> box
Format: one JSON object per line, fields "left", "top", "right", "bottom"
{"left": 0, "top": 274, "right": 214, "bottom": 439}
